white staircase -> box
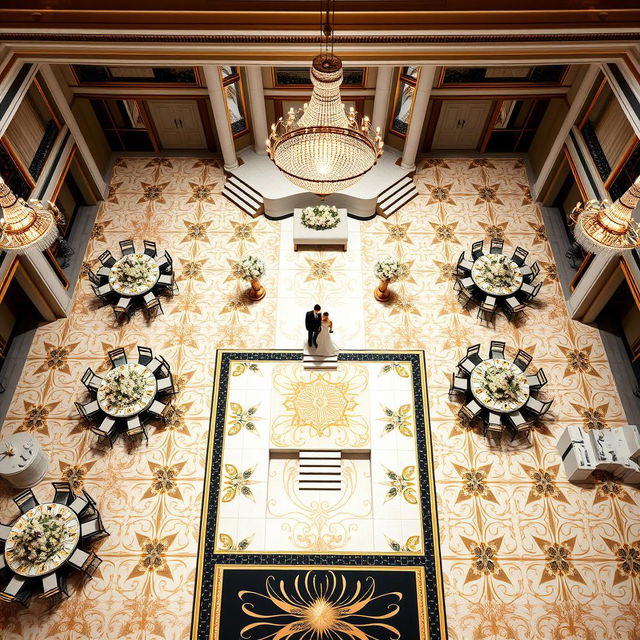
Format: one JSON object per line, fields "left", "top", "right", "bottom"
{"left": 376, "top": 175, "right": 418, "bottom": 217}
{"left": 299, "top": 451, "right": 342, "bottom": 491}
{"left": 222, "top": 174, "right": 264, "bottom": 217}
{"left": 303, "top": 348, "right": 338, "bottom": 371}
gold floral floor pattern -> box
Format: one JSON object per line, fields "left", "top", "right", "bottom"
{"left": 359, "top": 158, "right": 639, "bottom": 640}
{"left": 0, "top": 156, "right": 637, "bottom": 639}
{"left": 0, "top": 157, "right": 280, "bottom": 640}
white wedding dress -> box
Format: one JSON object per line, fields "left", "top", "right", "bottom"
{"left": 315, "top": 319, "right": 339, "bottom": 356}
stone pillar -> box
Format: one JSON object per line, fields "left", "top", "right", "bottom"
{"left": 39, "top": 64, "right": 107, "bottom": 198}
{"left": 246, "top": 66, "right": 269, "bottom": 155}
{"left": 401, "top": 66, "right": 436, "bottom": 171}
{"left": 533, "top": 64, "right": 600, "bottom": 199}
{"left": 202, "top": 65, "right": 239, "bottom": 171}
{"left": 371, "top": 66, "right": 394, "bottom": 138}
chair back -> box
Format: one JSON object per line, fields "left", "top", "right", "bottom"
{"left": 143, "top": 240, "right": 157, "bottom": 257}
{"left": 466, "top": 343, "right": 482, "bottom": 361}
{"left": 52, "top": 482, "right": 72, "bottom": 505}
{"left": 513, "top": 349, "right": 533, "bottom": 372}
{"left": 86, "top": 268, "right": 101, "bottom": 286}
{"left": 489, "top": 340, "right": 506, "bottom": 360}
{"left": 98, "top": 250, "right": 115, "bottom": 268}
{"left": 14, "top": 489, "right": 37, "bottom": 514}
{"left": 108, "top": 347, "right": 127, "bottom": 368}
{"left": 119, "top": 239, "right": 135, "bottom": 255}
{"left": 137, "top": 345, "right": 154, "bottom": 365}
{"left": 511, "top": 246, "right": 529, "bottom": 266}
{"left": 490, "top": 238, "right": 504, "bottom": 254}
{"left": 530, "top": 261, "right": 540, "bottom": 280}
{"left": 471, "top": 240, "right": 484, "bottom": 259}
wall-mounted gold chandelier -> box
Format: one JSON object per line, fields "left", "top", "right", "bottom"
{"left": 571, "top": 175, "right": 640, "bottom": 254}
{"left": 266, "top": 0, "right": 383, "bottom": 196}
{"left": 0, "top": 177, "right": 60, "bottom": 254}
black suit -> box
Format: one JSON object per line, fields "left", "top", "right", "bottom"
{"left": 305, "top": 310, "right": 322, "bottom": 348}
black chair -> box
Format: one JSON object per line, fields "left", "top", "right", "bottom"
{"left": 524, "top": 396, "right": 553, "bottom": 417}
{"left": 52, "top": 482, "right": 73, "bottom": 506}
{"left": 483, "top": 411, "right": 503, "bottom": 437}
{"left": 75, "top": 400, "right": 100, "bottom": 422}
{"left": 119, "top": 239, "right": 135, "bottom": 256}
{"left": 81, "top": 368, "right": 103, "bottom": 392}
{"left": 506, "top": 411, "right": 531, "bottom": 440}
{"left": 0, "top": 576, "right": 32, "bottom": 606}
{"left": 41, "top": 571, "right": 69, "bottom": 602}
{"left": 91, "top": 416, "right": 118, "bottom": 449}
{"left": 143, "top": 292, "right": 163, "bottom": 318}
{"left": 85, "top": 267, "right": 102, "bottom": 286}
{"left": 91, "top": 283, "right": 111, "bottom": 304}
{"left": 458, "top": 399, "right": 483, "bottom": 423}
{"left": 67, "top": 549, "right": 102, "bottom": 579}
{"left": 457, "top": 251, "right": 474, "bottom": 276}
{"left": 489, "top": 340, "right": 506, "bottom": 360}
{"left": 457, "top": 286, "right": 476, "bottom": 311}
{"left": 471, "top": 240, "right": 484, "bottom": 260}
{"left": 13, "top": 488, "right": 38, "bottom": 514}
{"left": 511, "top": 246, "right": 529, "bottom": 267}
{"left": 108, "top": 347, "right": 127, "bottom": 369}
{"left": 523, "top": 261, "right": 540, "bottom": 283}
{"left": 477, "top": 295, "right": 497, "bottom": 324}
{"left": 156, "top": 373, "right": 176, "bottom": 396}
{"left": 143, "top": 240, "right": 157, "bottom": 257}
{"left": 490, "top": 238, "right": 504, "bottom": 254}
{"left": 156, "top": 250, "right": 173, "bottom": 273}
{"left": 513, "top": 349, "right": 533, "bottom": 372}
{"left": 466, "top": 344, "right": 483, "bottom": 365}
{"left": 504, "top": 296, "right": 527, "bottom": 321}
{"left": 0, "top": 523, "right": 12, "bottom": 543}
{"left": 98, "top": 250, "right": 116, "bottom": 268}
{"left": 520, "top": 281, "right": 542, "bottom": 302}
{"left": 125, "top": 417, "right": 149, "bottom": 446}
{"left": 80, "top": 514, "right": 110, "bottom": 542}
{"left": 448, "top": 373, "right": 468, "bottom": 399}
{"left": 137, "top": 345, "right": 154, "bottom": 366}
{"left": 526, "top": 369, "right": 548, "bottom": 391}
{"left": 113, "top": 297, "right": 134, "bottom": 323}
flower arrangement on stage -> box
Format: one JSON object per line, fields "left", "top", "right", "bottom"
{"left": 11, "top": 512, "right": 66, "bottom": 565}
{"left": 477, "top": 254, "right": 519, "bottom": 289}
{"left": 481, "top": 364, "right": 525, "bottom": 404}
{"left": 111, "top": 254, "right": 155, "bottom": 289}
{"left": 301, "top": 205, "right": 340, "bottom": 231}
{"left": 240, "top": 255, "right": 266, "bottom": 281}
{"left": 374, "top": 257, "right": 402, "bottom": 282}
{"left": 102, "top": 367, "right": 148, "bottom": 410}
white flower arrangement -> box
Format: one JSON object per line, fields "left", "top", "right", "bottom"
{"left": 481, "top": 364, "right": 525, "bottom": 404}
{"left": 240, "top": 255, "right": 265, "bottom": 281}
{"left": 478, "top": 254, "right": 518, "bottom": 288}
{"left": 111, "top": 254, "right": 154, "bottom": 289}
{"left": 101, "top": 367, "right": 148, "bottom": 410}
{"left": 301, "top": 205, "right": 340, "bottom": 231}
{"left": 11, "top": 512, "right": 66, "bottom": 566}
{"left": 374, "top": 257, "right": 403, "bottom": 282}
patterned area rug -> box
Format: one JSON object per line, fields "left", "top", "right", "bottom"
{"left": 192, "top": 349, "right": 445, "bottom": 640}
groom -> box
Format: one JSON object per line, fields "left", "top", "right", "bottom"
{"left": 305, "top": 304, "right": 322, "bottom": 348}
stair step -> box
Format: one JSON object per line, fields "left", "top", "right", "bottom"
{"left": 300, "top": 450, "right": 341, "bottom": 459}
{"left": 303, "top": 362, "right": 338, "bottom": 370}
{"left": 378, "top": 176, "right": 413, "bottom": 202}
{"left": 300, "top": 465, "right": 341, "bottom": 473}
{"left": 224, "top": 182, "right": 261, "bottom": 211}
{"left": 378, "top": 181, "right": 416, "bottom": 210}
{"left": 380, "top": 188, "right": 418, "bottom": 217}
{"left": 227, "top": 174, "right": 264, "bottom": 203}
{"left": 222, "top": 189, "right": 257, "bottom": 215}
{"left": 299, "top": 472, "right": 341, "bottom": 481}
{"left": 299, "top": 481, "right": 342, "bottom": 491}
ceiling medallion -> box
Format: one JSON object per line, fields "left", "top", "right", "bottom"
{"left": 571, "top": 175, "right": 640, "bottom": 254}
{"left": 266, "top": 0, "right": 383, "bottom": 196}
{"left": 0, "top": 177, "right": 61, "bottom": 254}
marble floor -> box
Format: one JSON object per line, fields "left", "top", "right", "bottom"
{"left": 0, "top": 156, "right": 638, "bottom": 640}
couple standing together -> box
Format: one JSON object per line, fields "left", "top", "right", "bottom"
{"left": 304, "top": 304, "right": 338, "bottom": 356}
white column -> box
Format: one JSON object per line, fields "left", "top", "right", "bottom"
{"left": 533, "top": 64, "right": 600, "bottom": 199}
{"left": 39, "top": 64, "right": 107, "bottom": 198}
{"left": 202, "top": 65, "right": 239, "bottom": 171}
{"left": 401, "top": 66, "right": 436, "bottom": 171}
{"left": 371, "top": 66, "right": 394, "bottom": 138}
{"left": 246, "top": 66, "right": 269, "bottom": 155}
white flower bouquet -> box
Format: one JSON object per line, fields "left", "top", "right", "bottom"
{"left": 111, "top": 254, "right": 154, "bottom": 289}
{"left": 481, "top": 364, "right": 524, "bottom": 403}
{"left": 301, "top": 205, "right": 339, "bottom": 231}
{"left": 374, "top": 257, "right": 403, "bottom": 282}
{"left": 102, "top": 367, "right": 148, "bottom": 410}
{"left": 240, "top": 255, "right": 265, "bottom": 281}
{"left": 478, "top": 255, "right": 518, "bottom": 288}
{"left": 11, "top": 512, "right": 66, "bottom": 565}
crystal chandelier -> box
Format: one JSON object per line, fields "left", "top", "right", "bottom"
{"left": 571, "top": 175, "right": 640, "bottom": 254}
{"left": 266, "top": 0, "right": 383, "bottom": 196}
{"left": 0, "top": 177, "right": 60, "bottom": 254}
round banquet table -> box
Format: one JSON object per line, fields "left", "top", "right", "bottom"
{"left": 470, "top": 358, "right": 530, "bottom": 413}
{"left": 471, "top": 254, "right": 523, "bottom": 297}
{"left": 108, "top": 253, "right": 160, "bottom": 297}
{"left": 4, "top": 503, "right": 80, "bottom": 577}
{"left": 96, "top": 362, "right": 157, "bottom": 418}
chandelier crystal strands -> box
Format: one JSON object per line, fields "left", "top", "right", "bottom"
{"left": 0, "top": 177, "right": 61, "bottom": 254}
{"left": 571, "top": 175, "right": 640, "bottom": 254}
{"left": 266, "top": 0, "right": 383, "bottom": 196}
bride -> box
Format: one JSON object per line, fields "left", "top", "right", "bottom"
{"left": 315, "top": 312, "right": 339, "bottom": 356}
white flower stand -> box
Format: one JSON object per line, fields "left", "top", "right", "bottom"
{"left": 293, "top": 208, "right": 348, "bottom": 251}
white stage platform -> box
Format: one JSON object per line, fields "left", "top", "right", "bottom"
{"left": 223, "top": 147, "right": 417, "bottom": 219}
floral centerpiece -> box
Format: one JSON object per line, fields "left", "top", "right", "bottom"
{"left": 239, "top": 256, "right": 266, "bottom": 281}
{"left": 10, "top": 512, "right": 67, "bottom": 566}
{"left": 101, "top": 366, "right": 148, "bottom": 411}
{"left": 481, "top": 363, "right": 525, "bottom": 404}
{"left": 477, "top": 254, "right": 518, "bottom": 289}
{"left": 374, "top": 257, "right": 402, "bottom": 282}
{"left": 111, "top": 254, "right": 155, "bottom": 290}
{"left": 373, "top": 256, "right": 402, "bottom": 301}
{"left": 240, "top": 255, "right": 267, "bottom": 300}
{"left": 301, "top": 205, "right": 340, "bottom": 231}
